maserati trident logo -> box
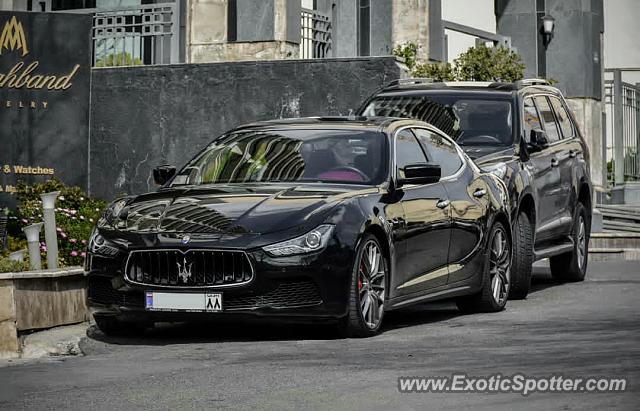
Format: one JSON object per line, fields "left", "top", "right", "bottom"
{"left": 0, "top": 16, "right": 28, "bottom": 56}
{"left": 177, "top": 257, "right": 193, "bottom": 283}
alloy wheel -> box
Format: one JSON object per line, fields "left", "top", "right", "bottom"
{"left": 358, "top": 240, "right": 386, "bottom": 329}
{"left": 489, "top": 227, "right": 510, "bottom": 306}
{"left": 577, "top": 216, "right": 586, "bottom": 270}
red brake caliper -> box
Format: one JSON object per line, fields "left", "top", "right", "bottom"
{"left": 358, "top": 262, "right": 364, "bottom": 290}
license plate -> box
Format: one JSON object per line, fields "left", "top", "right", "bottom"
{"left": 145, "top": 292, "right": 222, "bottom": 312}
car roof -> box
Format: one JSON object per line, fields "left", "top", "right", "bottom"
{"left": 375, "top": 78, "right": 563, "bottom": 97}
{"left": 232, "top": 116, "right": 435, "bottom": 134}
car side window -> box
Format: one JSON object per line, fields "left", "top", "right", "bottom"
{"left": 534, "top": 96, "right": 562, "bottom": 143}
{"left": 523, "top": 97, "right": 543, "bottom": 143}
{"left": 395, "top": 129, "right": 427, "bottom": 179}
{"left": 549, "top": 97, "right": 575, "bottom": 139}
{"left": 412, "top": 128, "right": 463, "bottom": 178}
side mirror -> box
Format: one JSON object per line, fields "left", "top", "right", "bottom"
{"left": 398, "top": 163, "right": 441, "bottom": 187}
{"left": 528, "top": 129, "right": 549, "bottom": 152}
{"left": 153, "top": 165, "right": 176, "bottom": 186}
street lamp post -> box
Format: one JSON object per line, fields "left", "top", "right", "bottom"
{"left": 541, "top": 15, "right": 556, "bottom": 49}
{"left": 537, "top": 14, "right": 556, "bottom": 78}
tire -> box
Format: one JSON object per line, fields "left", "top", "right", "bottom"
{"left": 338, "top": 234, "right": 388, "bottom": 338}
{"left": 457, "top": 221, "right": 511, "bottom": 313}
{"left": 509, "top": 212, "right": 534, "bottom": 299}
{"left": 94, "top": 315, "right": 150, "bottom": 337}
{"left": 550, "top": 202, "right": 589, "bottom": 282}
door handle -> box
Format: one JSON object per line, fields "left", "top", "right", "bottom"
{"left": 550, "top": 158, "right": 559, "bottom": 167}
{"left": 436, "top": 199, "right": 450, "bottom": 209}
{"left": 569, "top": 150, "right": 577, "bottom": 158}
{"left": 473, "top": 188, "right": 487, "bottom": 198}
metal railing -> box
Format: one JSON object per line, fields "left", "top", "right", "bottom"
{"left": 604, "top": 69, "right": 640, "bottom": 185}
{"left": 300, "top": 8, "right": 332, "bottom": 59}
{"left": 60, "top": 2, "right": 180, "bottom": 67}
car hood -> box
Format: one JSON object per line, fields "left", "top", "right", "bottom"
{"left": 460, "top": 145, "right": 516, "bottom": 165}
{"left": 115, "top": 183, "right": 377, "bottom": 235}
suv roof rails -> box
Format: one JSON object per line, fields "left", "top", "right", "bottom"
{"left": 514, "top": 78, "right": 551, "bottom": 88}
{"left": 380, "top": 77, "right": 553, "bottom": 92}
{"left": 383, "top": 78, "right": 435, "bottom": 88}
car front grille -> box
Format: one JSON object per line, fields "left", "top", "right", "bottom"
{"left": 125, "top": 249, "right": 253, "bottom": 288}
{"left": 224, "top": 281, "right": 323, "bottom": 310}
{"left": 87, "top": 277, "right": 322, "bottom": 311}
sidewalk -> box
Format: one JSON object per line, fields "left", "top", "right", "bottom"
{"left": 0, "top": 322, "right": 88, "bottom": 365}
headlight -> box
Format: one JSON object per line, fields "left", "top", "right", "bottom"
{"left": 481, "top": 162, "right": 508, "bottom": 180}
{"left": 88, "top": 229, "right": 119, "bottom": 257}
{"left": 97, "top": 198, "right": 130, "bottom": 228}
{"left": 263, "top": 225, "right": 334, "bottom": 257}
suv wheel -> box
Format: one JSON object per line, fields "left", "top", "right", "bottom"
{"left": 457, "top": 221, "right": 511, "bottom": 313}
{"left": 509, "top": 212, "right": 534, "bottom": 299}
{"left": 550, "top": 202, "right": 589, "bottom": 282}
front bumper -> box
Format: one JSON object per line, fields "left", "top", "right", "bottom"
{"left": 86, "top": 245, "right": 354, "bottom": 322}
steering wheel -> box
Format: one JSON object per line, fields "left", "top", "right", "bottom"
{"left": 325, "top": 166, "right": 369, "bottom": 181}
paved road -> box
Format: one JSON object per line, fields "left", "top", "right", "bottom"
{"left": 1, "top": 261, "right": 639, "bottom": 410}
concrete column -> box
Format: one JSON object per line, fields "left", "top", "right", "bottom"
{"left": 496, "top": 0, "right": 538, "bottom": 78}
{"left": 187, "top": 0, "right": 299, "bottom": 63}
{"left": 332, "top": 0, "right": 357, "bottom": 57}
{"left": 0, "top": 0, "right": 28, "bottom": 11}
{"left": 187, "top": 0, "right": 228, "bottom": 63}
{"left": 566, "top": 98, "right": 606, "bottom": 193}
{"left": 391, "top": 0, "right": 430, "bottom": 61}
{"left": 613, "top": 70, "right": 625, "bottom": 185}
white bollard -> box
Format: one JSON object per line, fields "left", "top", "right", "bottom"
{"left": 22, "top": 223, "right": 44, "bottom": 271}
{"left": 40, "top": 191, "right": 60, "bottom": 270}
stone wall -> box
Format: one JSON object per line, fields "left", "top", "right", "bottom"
{"left": 89, "top": 57, "right": 403, "bottom": 200}
{"left": 566, "top": 98, "right": 606, "bottom": 193}
{"left": 0, "top": 268, "right": 87, "bottom": 355}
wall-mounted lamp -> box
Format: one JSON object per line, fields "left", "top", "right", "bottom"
{"left": 540, "top": 14, "right": 556, "bottom": 49}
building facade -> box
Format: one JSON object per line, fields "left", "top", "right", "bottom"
{"left": 0, "top": 0, "right": 443, "bottom": 64}
{"left": 497, "top": 0, "right": 606, "bottom": 193}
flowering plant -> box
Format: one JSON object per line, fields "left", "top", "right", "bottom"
{"left": 7, "top": 179, "right": 107, "bottom": 267}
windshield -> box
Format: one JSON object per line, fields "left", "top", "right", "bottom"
{"left": 362, "top": 95, "right": 514, "bottom": 146}
{"left": 171, "top": 129, "right": 388, "bottom": 186}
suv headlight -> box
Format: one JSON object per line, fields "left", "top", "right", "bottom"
{"left": 263, "top": 225, "right": 334, "bottom": 257}
{"left": 481, "top": 162, "right": 508, "bottom": 180}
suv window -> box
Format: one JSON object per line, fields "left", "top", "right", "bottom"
{"left": 361, "top": 95, "right": 514, "bottom": 146}
{"left": 395, "top": 129, "right": 427, "bottom": 179}
{"left": 549, "top": 97, "right": 575, "bottom": 139}
{"left": 523, "top": 97, "right": 543, "bottom": 143}
{"left": 412, "top": 128, "right": 462, "bottom": 178}
{"left": 534, "top": 96, "right": 562, "bottom": 143}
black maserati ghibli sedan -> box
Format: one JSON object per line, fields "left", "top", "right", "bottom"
{"left": 86, "top": 117, "right": 512, "bottom": 337}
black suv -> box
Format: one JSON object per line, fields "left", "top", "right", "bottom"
{"left": 358, "top": 79, "right": 592, "bottom": 299}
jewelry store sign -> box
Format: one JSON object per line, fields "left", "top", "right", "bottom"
{"left": 0, "top": 11, "right": 91, "bottom": 207}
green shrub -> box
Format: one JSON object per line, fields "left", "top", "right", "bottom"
{"left": 393, "top": 42, "right": 526, "bottom": 82}
{"left": 8, "top": 179, "right": 107, "bottom": 267}
{"left": 412, "top": 62, "right": 456, "bottom": 81}
{"left": 0, "top": 257, "right": 27, "bottom": 273}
